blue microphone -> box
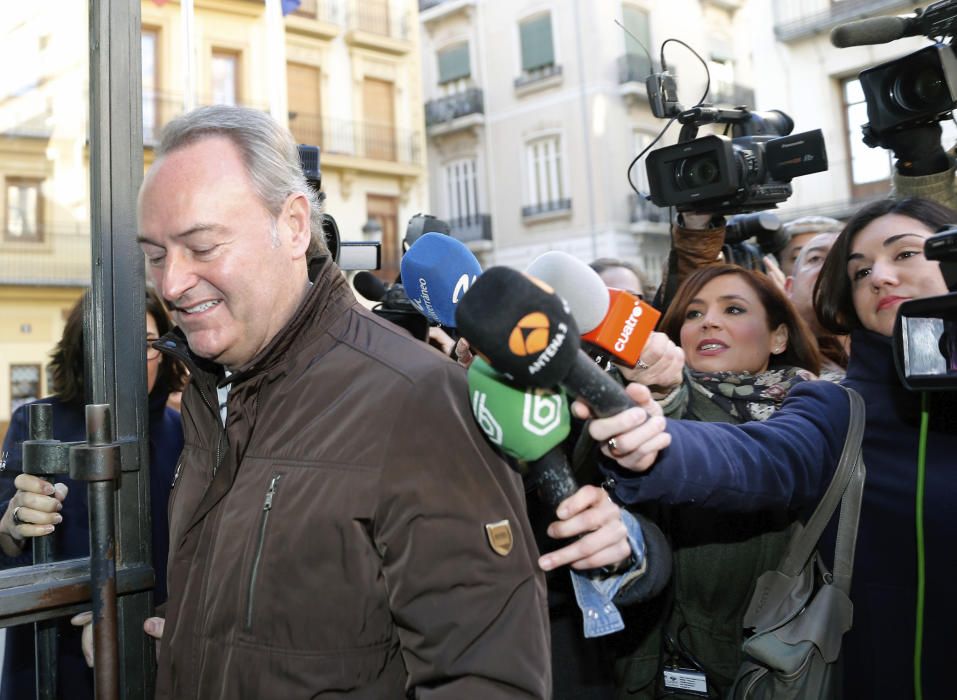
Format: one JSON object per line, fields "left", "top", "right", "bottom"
{"left": 400, "top": 232, "right": 482, "bottom": 327}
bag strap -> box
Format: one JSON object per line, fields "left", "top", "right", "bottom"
{"left": 778, "top": 387, "right": 866, "bottom": 593}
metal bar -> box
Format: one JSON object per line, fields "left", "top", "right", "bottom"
{"left": 77, "top": 404, "right": 120, "bottom": 700}
{"left": 26, "top": 404, "right": 58, "bottom": 700}
{"left": 0, "top": 559, "right": 153, "bottom": 627}
{"left": 89, "top": 0, "right": 154, "bottom": 696}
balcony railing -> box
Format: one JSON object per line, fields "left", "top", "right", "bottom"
{"left": 514, "top": 64, "right": 563, "bottom": 91}
{"left": 773, "top": 0, "right": 912, "bottom": 42}
{"left": 618, "top": 53, "right": 653, "bottom": 85}
{"left": 629, "top": 193, "right": 667, "bottom": 224}
{"left": 709, "top": 82, "right": 755, "bottom": 108}
{"left": 291, "top": 0, "right": 342, "bottom": 24}
{"left": 143, "top": 91, "right": 269, "bottom": 145}
{"left": 0, "top": 228, "right": 91, "bottom": 286}
{"left": 287, "top": 113, "right": 421, "bottom": 163}
{"left": 347, "top": 0, "right": 408, "bottom": 41}
{"left": 425, "top": 88, "right": 484, "bottom": 128}
{"left": 449, "top": 214, "right": 492, "bottom": 244}
{"left": 522, "top": 198, "right": 572, "bottom": 219}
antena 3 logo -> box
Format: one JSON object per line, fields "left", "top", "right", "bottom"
{"left": 508, "top": 313, "right": 550, "bottom": 356}
{"left": 471, "top": 391, "right": 503, "bottom": 445}
{"left": 522, "top": 391, "right": 562, "bottom": 436}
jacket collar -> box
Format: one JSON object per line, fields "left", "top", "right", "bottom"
{"left": 845, "top": 329, "right": 896, "bottom": 385}
{"left": 158, "top": 256, "right": 355, "bottom": 388}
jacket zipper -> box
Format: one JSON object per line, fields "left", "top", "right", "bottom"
{"left": 245, "top": 474, "right": 281, "bottom": 631}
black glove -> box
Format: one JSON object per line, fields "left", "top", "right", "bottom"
{"left": 879, "top": 123, "right": 952, "bottom": 176}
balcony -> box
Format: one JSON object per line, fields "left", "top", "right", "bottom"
{"left": 449, "top": 214, "right": 492, "bottom": 245}
{"left": 143, "top": 92, "right": 269, "bottom": 146}
{"left": 773, "top": 0, "right": 913, "bottom": 43}
{"left": 618, "top": 53, "right": 653, "bottom": 86}
{"left": 287, "top": 113, "right": 421, "bottom": 164}
{"left": 425, "top": 88, "right": 484, "bottom": 134}
{"left": 514, "top": 64, "right": 563, "bottom": 96}
{"left": 522, "top": 198, "right": 572, "bottom": 220}
{"left": 617, "top": 53, "right": 652, "bottom": 103}
{"left": 0, "top": 227, "right": 91, "bottom": 286}
{"left": 286, "top": 0, "right": 342, "bottom": 39}
{"left": 629, "top": 193, "right": 668, "bottom": 225}
{"left": 709, "top": 82, "right": 755, "bottom": 108}
{"left": 419, "top": 0, "right": 476, "bottom": 24}
{"left": 345, "top": 0, "right": 411, "bottom": 54}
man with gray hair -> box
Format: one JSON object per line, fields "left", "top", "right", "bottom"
{"left": 136, "top": 105, "right": 550, "bottom": 698}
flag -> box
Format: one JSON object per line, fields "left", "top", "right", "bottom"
{"left": 281, "top": 0, "right": 301, "bottom": 15}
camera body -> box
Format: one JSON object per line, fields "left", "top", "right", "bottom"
{"left": 645, "top": 106, "right": 828, "bottom": 215}
{"left": 894, "top": 228, "right": 957, "bottom": 391}
{"left": 297, "top": 144, "right": 381, "bottom": 270}
{"left": 860, "top": 43, "right": 957, "bottom": 144}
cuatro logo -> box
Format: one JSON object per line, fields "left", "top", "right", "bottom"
{"left": 508, "top": 312, "right": 550, "bottom": 356}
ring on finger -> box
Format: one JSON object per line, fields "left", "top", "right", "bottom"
{"left": 607, "top": 437, "right": 619, "bottom": 453}
{"left": 635, "top": 359, "right": 650, "bottom": 370}
{"left": 12, "top": 506, "right": 26, "bottom": 527}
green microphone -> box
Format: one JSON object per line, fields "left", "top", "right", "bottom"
{"left": 468, "top": 357, "right": 576, "bottom": 508}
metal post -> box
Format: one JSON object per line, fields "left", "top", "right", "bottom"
{"left": 89, "top": 0, "right": 155, "bottom": 695}
{"left": 24, "top": 403, "right": 59, "bottom": 700}
{"left": 70, "top": 404, "right": 121, "bottom": 700}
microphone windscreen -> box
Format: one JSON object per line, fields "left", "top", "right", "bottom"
{"left": 401, "top": 232, "right": 482, "bottom": 327}
{"left": 353, "top": 270, "right": 387, "bottom": 302}
{"left": 582, "top": 288, "right": 661, "bottom": 367}
{"left": 467, "top": 357, "right": 570, "bottom": 462}
{"left": 456, "top": 266, "right": 580, "bottom": 387}
{"left": 830, "top": 16, "right": 907, "bottom": 48}
{"left": 525, "top": 251, "right": 610, "bottom": 333}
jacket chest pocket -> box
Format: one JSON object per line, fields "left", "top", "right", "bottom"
{"left": 244, "top": 472, "right": 282, "bottom": 632}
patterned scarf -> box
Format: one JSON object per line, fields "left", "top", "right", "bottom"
{"left": 689, "top": 365, "right": 815, "bottom": 422}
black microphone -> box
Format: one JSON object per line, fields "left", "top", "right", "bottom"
{"left": 830, "top": 15, "right": 918, "bottom": 48}
{"left": 455, "top": 266, "right": 636, "bottom": 418}
{"left": 353, "top": 270, "right": 387, "bottom": 302}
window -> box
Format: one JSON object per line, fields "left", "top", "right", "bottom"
{"left": 287, "top": 62, "right": 322, "bottom": 147}
{"left": 843, "top": 77, "right": 891, "bottom": 199}
{"left": 622, "top": 4, "right": 651, "bottom": 77}
{"left": 142, "top": 28, "right": 159, "bottom": 142}
{"left": 5, "top": 178, "right": 43, "bottom": 241}
{"left": 11, "top": 364, "right": 41, "bottom": 414}
{"left": 525, "top": 135, "right": 568, "bottom": 215}
{"left": 211, "top": 50, "right": 240, "bottom": 106}
{"left": 445, "top": 158, "right": 479, "bottom": 224}
{"left": 519, "top": 14, "right": 554, "bottom": 74}
{"left": 437, "top": 43, "right": 470, "bottom": 95}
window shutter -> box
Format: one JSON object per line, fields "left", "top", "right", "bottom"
{"left": 622, "top": 5, "right": 651, "bottom": 75}
{"left": 438, "top": 43, "right": 471, "bottom": 84}
{"left": 520, "top": 14, "right": 554, "bottom": 72}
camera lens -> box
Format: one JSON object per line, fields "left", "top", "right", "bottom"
{"left": 893, "top": 65, "right": 947, "bottom": 113}
{"left": 676, "top": 155, "right": 720, "bottom": 190}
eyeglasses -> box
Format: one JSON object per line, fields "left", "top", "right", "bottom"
{"left": 146, "top": 337, "right": 161, "bottom": 360}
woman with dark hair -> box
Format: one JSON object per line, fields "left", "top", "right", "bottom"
{"left": 614, "top": 264, "right": 821, "bottom": 698}
{"left": 582, "top": 196, "right": 957, "bottom": 698}
{"left": 0, "top": 288, "right": 185, "bottom": 700}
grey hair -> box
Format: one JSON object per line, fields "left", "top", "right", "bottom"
{"left": 156, "top": 105, "right": 329, "bottom": 258}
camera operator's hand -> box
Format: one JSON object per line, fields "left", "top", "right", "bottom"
{"left": 762, "top": 255, "right": 787, "bottom": 292}
{"left": 680, "top": 212, "right": 716, "bottom": 231}
{"left": 880, "top": 123, "right": 952, "bottom": 176}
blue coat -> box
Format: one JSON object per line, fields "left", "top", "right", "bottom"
{"left": 607, "top": 330, "right": 957, "bottom": 699}
{"left": 0, "top": 391, "right": 183, "bottom": 700}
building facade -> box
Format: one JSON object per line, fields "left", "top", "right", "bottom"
{"left": 0, "top": 0, "right": 428, "bottom": 433}
{"left": 418, "top": 0, "right": 761, "bottom": 286}
{"left": 752, "top": 0, "right": 956, "bottom": 221}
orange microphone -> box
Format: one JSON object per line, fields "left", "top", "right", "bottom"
{"left": 582, "top": 288, "right": 661, "bottom": 368}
